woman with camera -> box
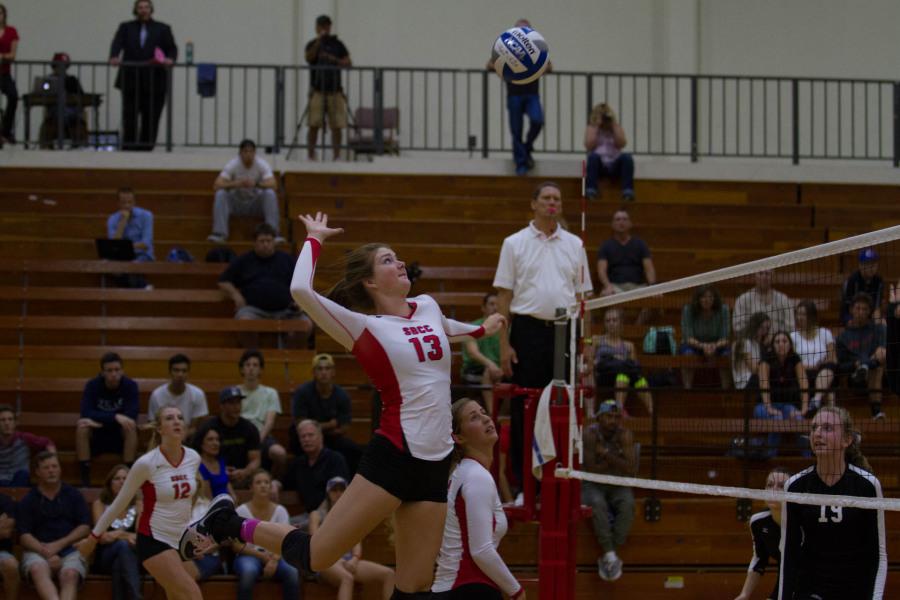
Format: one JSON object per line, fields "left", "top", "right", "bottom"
{"left": 583, "top": 103, "right": 634, "bottom": 201}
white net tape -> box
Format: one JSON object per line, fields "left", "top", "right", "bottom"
{"left": 574, "top": 224, "right": 900, "bottom": 314}
{"left": 555, "top": 468, "right": 900, "bottom": 512}
{"left": 561, "top": 224, "right": 900, "bottom": 510}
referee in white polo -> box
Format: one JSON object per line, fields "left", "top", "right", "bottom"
{"left": 494, "top": 181, "right": 593, "bottom": 487}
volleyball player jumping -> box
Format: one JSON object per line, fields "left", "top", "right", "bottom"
{"left": 180, "top": 213, "right": 505, "bottom": 600}
{"left": 778, "top": 406, "right": 887, "bottom": 599}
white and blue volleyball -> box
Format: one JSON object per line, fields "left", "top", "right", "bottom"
{"left": 491, "top": 26, "right": 549, "bottom": 85}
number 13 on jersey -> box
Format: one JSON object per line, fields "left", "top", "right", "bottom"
{"left": 408, "top": 335, "right": 443, "bottom": 362}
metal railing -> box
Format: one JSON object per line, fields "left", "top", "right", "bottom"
{"left": 5, "top": 61, "right": 899, "bottom": 165}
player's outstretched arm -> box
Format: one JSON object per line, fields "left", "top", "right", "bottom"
{"left": 291, "top": 213, "right": 365, "bottom": 350}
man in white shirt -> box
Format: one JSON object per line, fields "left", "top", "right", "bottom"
{"left": 208, "top": 139, "right": 283, "bottom": 244}
{"left": 733, "top": 270, "right": 795, "bottom": 334}
{"left": 147, "top": 353, "right": 208, "bottom": 438}
{"left": 493, "top": 181, "right": 593, "bottom": 487}
{"left": 237, "top": 350, "right": 287, "bottom": 478}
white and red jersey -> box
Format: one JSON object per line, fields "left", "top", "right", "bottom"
{"left": 291, "top": 238, "right": 485, "bottom": 461}
{"left": 92, "top": 446, "right": 200, "bottom": 549}
{"left": 432, "top": 459, "right": 520, "bottom": 596}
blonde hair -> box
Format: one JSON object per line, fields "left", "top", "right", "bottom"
{"left": 147, "top": 405, "right": 184, "bottom": 450}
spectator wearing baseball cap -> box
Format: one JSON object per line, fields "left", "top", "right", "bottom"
{"left": 193, "top": 386, "right": 261, "bottom": 488}
{"left": 840, "top": 247, "right": 884, "bottom": 324}
{"left": 290, "top": 353, "right": 362, "bottom": 474}
{"left": 582, "top": 398, "right": 636, "bottom": 582}
{"left": 39, "top": 51, "right": 88, "bottom": 148}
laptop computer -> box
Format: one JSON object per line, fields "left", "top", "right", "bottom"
{"left": 95, "top": 238, "right": 136, "bottom": 261}
{"left": 31, "top": 75, "right": 60, "bottom": 95}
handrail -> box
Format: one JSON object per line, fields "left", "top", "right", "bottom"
{"left": 6, "top": 60, "right": 898, "bottom": 166}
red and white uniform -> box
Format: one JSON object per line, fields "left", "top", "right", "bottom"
{"left": 432, "top": 458, "right": 521, "bottom": 595}
{"left": 92, "top": 446, "right": 200, "bottom": 549}
{"left": 290, "top": 238, "right": 484, "bottom": 460}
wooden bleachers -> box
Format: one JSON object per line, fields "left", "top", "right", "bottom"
{"left": 2, "top": 166, "right": 900, "bottom": 595}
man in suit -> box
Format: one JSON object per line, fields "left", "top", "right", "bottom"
{"left": 108, "top": 0, "right": 177, "bottom": 151}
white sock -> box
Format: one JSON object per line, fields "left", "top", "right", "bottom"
{"left": 603, "top": 550, "right": 617, "bottom": 562}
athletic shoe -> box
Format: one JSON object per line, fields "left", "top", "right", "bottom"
{"left": 178, "top": 493, "right": 236, "bottom": 560}
{"left": 606, "top": 556, "right": 623, "bottom": 581}
{"left": 525, "top": 154, "right": 535, "bottom": 170}
{"left": 585, "top": 187, "right": 599, "bottom": 200}
{"left": 597, "top": 557, "right": 611, "bottom": 581}
{"left": 872, "top": 411, "right": 886, "bottom": 421}
{"left": 621, "top": 189, "right": 635, "bottom": 202}
{"left": 206, "top": 233, "right": 226, "bottom": 243}
{"left": 851, "top": 365, "right": 869, "bottom": 386}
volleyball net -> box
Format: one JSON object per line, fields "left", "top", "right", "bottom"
{"left": 558, "top": 224, "right": 900, "bottom": 511}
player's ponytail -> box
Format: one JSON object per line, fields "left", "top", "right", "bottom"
{"left": 326, "top": 243, "right": 388, "bottom": 311}
{"left": 819, "top": 406, "right": 873, "bottom": 473}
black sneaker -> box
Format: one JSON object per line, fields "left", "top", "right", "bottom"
{"left": 852, "top": 365, "right": 869, "bottom": 386}
{"left": 178, "top": 493, "right": 236, "bottom": 560}
{"left": 525, "top": 153, "right": 535, "bottom": 170}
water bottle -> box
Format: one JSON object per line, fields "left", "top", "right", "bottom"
{"left": 186, "top": 41, "right": 194, "bottom": 65}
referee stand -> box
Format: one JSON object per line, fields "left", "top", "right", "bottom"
{"left": 492, "top": 313, "right": 590, "bottom": 600}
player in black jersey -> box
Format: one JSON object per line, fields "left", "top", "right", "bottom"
{"left": 735, "top": 467, "right": 790, "bottom": 600}
{"left": 778, "top": 407, "right": 887, "bottom": 600}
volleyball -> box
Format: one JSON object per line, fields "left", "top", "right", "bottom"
{"left": 491, "top": 26, "right": 549, "bottom": 85}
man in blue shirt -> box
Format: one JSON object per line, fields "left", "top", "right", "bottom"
{"left": 17, "top": 452, "right": 90, "bottom": 597}
{"left": 76, "top": 352, "right": 140, "bottom": 486}
{"left": 106, "top": 187, "right": 154, "bottom": 261}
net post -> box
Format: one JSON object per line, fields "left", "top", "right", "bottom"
{"left": 553, "top": 307, "right": 568, "bottom": 388}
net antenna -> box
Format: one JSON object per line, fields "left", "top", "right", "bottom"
{"left": 563, "top": 223, "right": 900, "bottom": 507}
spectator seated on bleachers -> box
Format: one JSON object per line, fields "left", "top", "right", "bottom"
{"left": 236, "top": 350, "right": 287, "bottom": 479}
{"left": 790, "top": 300, "right": 837, "bottom": 413}
{"left": 679, "top": 285, "right": 731, "bottom": 389}
{"left": 885, "top": 282, "right": 900, "bottom": 395}
{"left": 840, "top": 247, "right": 884, "bottom": 324}
{"left": 195, "top": 427, "right": 235, "bottom": 500}
{"left": 283, "top": 420, "right": 349, "bottom": 522}
{"left": 0, "top": 490, "right": 18, "bottom": 600}
{"left": 591, "top": 308, "right": 653, "bottom": 415}
{"left": 596, "top": 210, "right": 656, "bottom": 297}
{"left": 89, "top": 464, "right": 141, "bottom": 600}
{"left": 217, "top": 224, "right": 313, "bottom": 348}
{"left": 732, "top": 270, "right": 794, "bottom": 335}
{"left": 581, "top": 400, "right": 636, "bottom": 582}
{"left": 147, "top": 353, "right": 209, "bottom": 440}
{"left": 290, "top": 353, "right": 362, "bottom": 475}
{"left": 756, "top": 331, "right": 808, "bottom": 421}
{"left": 583, "top": 103, "right": 635, "bottom": 201}
{"left": 194, "top": 387, "right": 261, "bottom": 490}
{"left": 0, "top": 404, "right": 56, "bottom": 487}
{"left": 18, "top": 452, "right": 91, "bottom": 600}
{"left": 208, "top": 139, "right": 283, "bottom": 244}
{"left": 460, "top": 292, "right": 504, "bottom": 413}
{"left": 106, "top": 187, "right": 154, "bottom": 263}
{"left": 836, "top": 292, "right": 886, "bottom": 420}
{"left": 731, "top": 312, "right": 773, "bottom": 391}
{"left": 76, "top": 352, "right": 139, "bottom": 487}
{"left": 309, "top": 476, "right": 395, "bottom": 597}
{"left": 232, "top": 469, "right": 300, "bottom": 600}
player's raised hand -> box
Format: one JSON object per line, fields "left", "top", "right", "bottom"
{"left": 299, "top": 212, "right": 344, "bottom": 243}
